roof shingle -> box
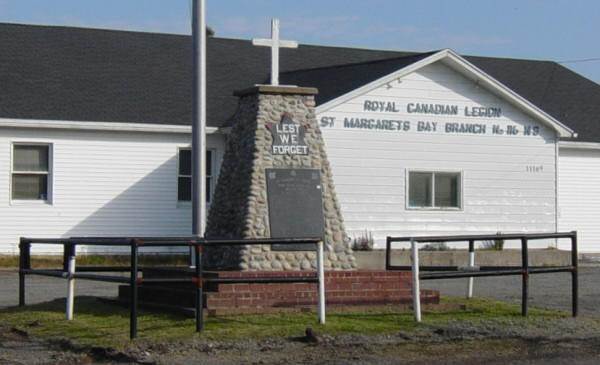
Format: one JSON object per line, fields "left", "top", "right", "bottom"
{"left": 0, "top": 22, "right": 598, "bottom": 142}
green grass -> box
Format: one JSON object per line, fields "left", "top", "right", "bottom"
{"left": 0, "top": 296, "right": 567, "bottom": 350}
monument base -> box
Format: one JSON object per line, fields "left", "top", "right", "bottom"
{"left": 118, "top": 269, "right": 439, "bottom": 316}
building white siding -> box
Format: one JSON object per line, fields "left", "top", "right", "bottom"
{"left": 0, "top": 127, "right": 225, "bottom": 254}
{"left": 0, "top": 61, "right": 573, "bottom": 254}
{"left": 559, "top": 147, "right": 600, "bottom": 252}
{"left": 318, "top": 62, "right": 558, "bottom": 248}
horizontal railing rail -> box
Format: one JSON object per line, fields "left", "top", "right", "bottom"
{"left": 387, "top": 232, "right": 576, "bottom": 243}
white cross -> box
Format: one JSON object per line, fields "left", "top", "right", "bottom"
{"left": 252, "top": 18, "right": 298, "bottom": 86}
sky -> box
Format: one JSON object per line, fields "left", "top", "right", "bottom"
{"left": 0, "top": 0, "right": 598, "bottom": 82}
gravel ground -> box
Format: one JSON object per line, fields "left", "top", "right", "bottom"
{"left": 1, "top": 267, "right": 599, "bottom": 364}
{"left": 0, "top": 270, "right": 121, "bottom": 309}
{"left": 421, "top": 265, "right": 599, "bottom": 316}
{"left": 3, "top": 319, "right": 600, "bottom": 365}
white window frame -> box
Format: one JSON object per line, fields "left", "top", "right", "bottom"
{"left": 10, "top": 142, "right": 53, "bottom": 205}
{"left": 177, "top": 147, "right": 215, "bottom": 205}
{"left": 406, "top": 169, "right": 463, "bottom": 211}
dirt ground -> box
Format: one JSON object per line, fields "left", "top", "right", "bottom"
{"left": 3, "top": 318, "right": 600, "bottom": 365}
{"left": 1, "top": 267, "right": 599, "bottom": 364}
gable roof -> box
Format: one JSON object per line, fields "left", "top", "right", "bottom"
{"left": 0, "top": 22, "right": 409, "bottom": 130}
{"left": 283, "top": 49, "right": 573, "bottom": 137}
{"left": 280, "top": 52, "right": 436, "bottom": 106}
{"left": 0, "top": 23, "right": 598, "bottom": 141}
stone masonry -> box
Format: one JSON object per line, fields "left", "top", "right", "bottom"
{"left": 205, "top": 85, "right": 356, "bottom": 271}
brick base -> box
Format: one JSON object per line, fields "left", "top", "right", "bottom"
{"left": 121, "top": 269, "right": 439, "bottom": 316}
{"left": 206, "top": 271, "right": 438, "bottom": 315}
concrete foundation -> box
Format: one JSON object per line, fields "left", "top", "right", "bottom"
{"left": 355, "top": 249, "right": 573, "bottom": 270}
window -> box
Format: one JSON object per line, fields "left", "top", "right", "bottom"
{"left": 12, "top": 144, "right": 51, "bottom": 201}
{"left": 178, "top": 149, "right": 213, "bottom": 203}
{"left": 408, "top": 171, "right": 461, "bottom": 209}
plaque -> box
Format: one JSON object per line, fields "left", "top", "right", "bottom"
{"left": 266, "top": 168, "right": 324, "bottom": 251}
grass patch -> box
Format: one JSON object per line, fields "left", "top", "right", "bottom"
{"left": 0, "top": 254, "right": 189, "bottom": 269}
{"left": 0, "top": 255, "right": 19, "bottom": 267}
{"left": 0, "top": 296, "right": 566, "bottom": 350}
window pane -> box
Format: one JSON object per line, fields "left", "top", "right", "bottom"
{"left": 206, "top": 177, "right": 211, "bottom": 202}
{"left": 178, "top": 176, "right": 192, "bottom": 201}
{"left": 206, "top": 150, "right": 212, "bottom": 176}
{"left": 409, "top": 172, "right": 432, "bottom": 207}
{"left": 179, "top": 149, "right": 191, "bottom": 176}
{"left": 181, "top": 150, "right": 212, "bottom": 177}
{"left": 14, "top": 145, "right": 49, "bottom": 172}
{"left": 178, "top": 176, "right": 212, "bottom": 202}
{"left": 435, "top": 173, "right": 460, "bottom": 208}
{"left": 12, "top": 174, "right": 48, "bottom": 200}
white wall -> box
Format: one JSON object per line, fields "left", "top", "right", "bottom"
{"left": 0, "top": 127, "right": 225, "bottom": 254}
{"left": 559, "top": 147, "right": 600, "bottom": 252}
{"left": 0, "top": 62, "right": 567, "bottom": 254}
{"left": 318, "top": 62, "right": 559, "bottom": 248}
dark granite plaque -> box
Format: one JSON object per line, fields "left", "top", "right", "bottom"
{"left": 266, "top": 168, "right": 324, "bottom": 251}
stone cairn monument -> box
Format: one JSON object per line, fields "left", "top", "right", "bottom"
{"left": 205, "top": 85, "right": 356, "bottom": 271}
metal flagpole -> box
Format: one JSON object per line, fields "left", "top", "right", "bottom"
{"left": 192, "top": 0, "right": 207, "bottom": 254}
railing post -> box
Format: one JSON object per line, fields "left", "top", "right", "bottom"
{"left": 521, "top": 237, "right": 529, "bottom": 317}
{"left": 467, "top": 239, "right": 475, "bottom": 299}
{"left": 66, "top": 244, "right": 76, "bottom": 321}
{"left": 571, "top": 231, "right": 578, "bottom": 317}
{"left": 18, "top": 238, "right": 30, "bottom": 307}
{"left": 411, "top": 238, "right": 421, "bottom": 322}
{"left": 130, "top": 239, "right": 139, "bottom": 340}
{"left": 385, "top": 237, "right": 391, "bottom": 270}
{"left": 317, "top": 240, "right": 326, "bottom": 325}
{"left": 62, "top": 243, "right": 70, "bottom": 273}
{"left": 195, "top": 241, "right": 204, "bottom": 332}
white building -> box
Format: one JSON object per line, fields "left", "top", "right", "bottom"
{"left": 0, "top": 23, "right": 599, "bottom": 253}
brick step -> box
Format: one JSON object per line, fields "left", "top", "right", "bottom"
{"left": 119, "top": 284, "right": 433, "bottom": 308}
{"left": 118, "top": 285, "right": 437, "bottom": 316}
{"left": 107, "top": 297, "right": 197, "bottom": 317}
{"left": 118, "top": 270, "right": 440, "bottom": 315}
{"left": 119, "top": 285, "right": 199, "bottom": 308}
{"left": 141, "top": 267, "right": 220, "bottom": 291}
{"left": 205, "top": 288, "right": 435, "bottom": 308}
{"left": 118, "top": 285, "right": 429, "bottom": 310}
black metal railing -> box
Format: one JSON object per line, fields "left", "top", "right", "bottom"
{"left": 386, "top": 231, "right": 578, "bottom": 320}
{"left": 18, "top": 236, "right": 325, "bottom": 339}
